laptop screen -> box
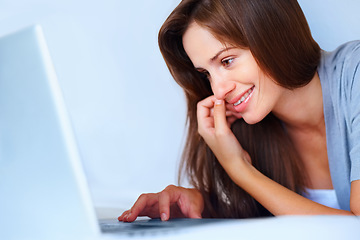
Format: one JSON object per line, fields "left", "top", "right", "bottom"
{"left": 0, "top": 26, "right": 100, "bottom": 239}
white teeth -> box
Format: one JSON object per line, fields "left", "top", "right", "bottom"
{"left": 233, "top": 87, "right": 254, "bottom": 106}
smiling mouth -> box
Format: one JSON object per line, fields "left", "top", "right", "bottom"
{"left": 233, "top": 86, "right": 255, "bottom": 107}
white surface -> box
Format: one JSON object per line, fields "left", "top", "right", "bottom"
{"left": 96, "top": 207, "right": 360, "bottom": 240}
{"left": 0, "top": 0, "right": 359, "bottom": 210}
{"left": 99, "top": 215, "right": 360, "bottom": 240}
{"left": 160, "top": 216, "right": 360, "bottom": 240}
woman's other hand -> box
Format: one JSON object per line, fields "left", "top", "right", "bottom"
{"left": 118, "top": 185, "right": 204, "bottom": 222}
{"left": 197, "top": 96, "right": 251, "bottom": 172}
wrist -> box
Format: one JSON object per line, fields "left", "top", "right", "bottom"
{"left": 225, "top": 156, "right": 257, "bottom": 188}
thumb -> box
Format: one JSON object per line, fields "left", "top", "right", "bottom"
{"left": 213, "top": 99, "right": 229, "bottom": 132}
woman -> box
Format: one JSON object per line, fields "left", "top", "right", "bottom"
{"left": 119, "top": 0, "right": 360, "bottom": 221}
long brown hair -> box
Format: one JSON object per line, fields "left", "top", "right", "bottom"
{"left": 159, "top": 0, "right": 321, "bottom": 218}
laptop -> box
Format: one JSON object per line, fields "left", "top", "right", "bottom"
{"left": 0, "top": 25, "right": 232, "bottom": 240}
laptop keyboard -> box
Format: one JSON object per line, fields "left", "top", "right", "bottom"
{"left": 100, "top": 218, "right": 231, "bottom": 236}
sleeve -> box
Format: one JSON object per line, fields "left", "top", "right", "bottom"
{"left": 347, "top": 43, "right": 360, "bottom": 182}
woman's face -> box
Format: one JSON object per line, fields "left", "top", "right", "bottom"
{"left": 182, "top": 22, "right": 287, "bottom": 124}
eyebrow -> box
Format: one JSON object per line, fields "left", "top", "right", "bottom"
{"left": 195, "top": 47, "right": 236, "bottom": 72}
{"left": 210, "top": 47, "right": 236, "bottom": 62}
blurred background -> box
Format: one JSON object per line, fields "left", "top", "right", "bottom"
{"left": 0, "top": 0, "right": 359, "bottom": 210}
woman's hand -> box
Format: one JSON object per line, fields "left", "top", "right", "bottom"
{"left": 197, "top": 96, "right": 251, "bottom": 172}
{"left": 118, "top": 185, "right": 204, "bottom": 222}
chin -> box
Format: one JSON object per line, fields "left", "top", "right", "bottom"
{"left": 242, "top": 114, "right": 267, "bottom": 125}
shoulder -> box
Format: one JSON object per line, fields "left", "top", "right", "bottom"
{"left": 321, "top": 41, "right": 360, "bottom": 70}
{"left": 319, "top": 41, "right": 360, "bottom": 91}
{"left": 333, "top": 41, "right": 360, "bottom": 58}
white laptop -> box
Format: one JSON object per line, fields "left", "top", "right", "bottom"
{"left": 0, "top": 25, "right": 233, "bottom": 240}
{"left": 0, "top": 25, "right": 102, "bottom": 239}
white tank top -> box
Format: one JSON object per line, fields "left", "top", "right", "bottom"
{"left": 303, "top": 188, "right": 341, "bottom": 209}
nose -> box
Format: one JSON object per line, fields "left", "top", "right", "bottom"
{"left": 210, "top": 72, "right": 235, "bottom": 101}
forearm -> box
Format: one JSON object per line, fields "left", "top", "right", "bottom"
{"left": 229, "top": 161, "right": 354, "bottom": 216}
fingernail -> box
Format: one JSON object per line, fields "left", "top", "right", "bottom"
{"left": 215, "top": 99, "right": 223, "bottom": 105}
{"left": 161, "top": 213, "right": 167, "bottom": 221}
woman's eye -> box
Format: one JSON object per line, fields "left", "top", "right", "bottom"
{"left": 222, "top": 58, "right": 234, "bottom": 67}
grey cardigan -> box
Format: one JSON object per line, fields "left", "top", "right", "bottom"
{"left": 318, "top": 40, "right": 360, "bottom": 210}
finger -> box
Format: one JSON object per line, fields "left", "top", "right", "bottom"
{"left": 118, "top": 210, "right": 131, "bottom": 221}
{"left": 158, "top": 190, "right": 172, "bottom": 221}
{"left": 197, "top": 98, "right": 217, "bottom": 137}
{"left": 213, "top": 99, "right": 230, "bottom": 133}
{"left": 177, "top": 197, "right": 202, "bottom": 219}
{"left": 127, "top": 194, "right": 158, "bottom": 222}
{"left": 176, "top": 196, "right": 188, "bottom": 217}
{"left": 210, "top": 109, "right": 233, "bottom": 117}
{"left": 188, "top": 206, "right": 202, "bottom": 219}
{"left": 176, "top": 188, "right": 203, "bottom": 219}
{"left": 225, "top": 111, "right": 233, "bottom": 117}
{"left": 197, "top": 96, "right": 216, "bottom": 129}
{"left": 159, "top": 185, "right": 184, "bottom": 221}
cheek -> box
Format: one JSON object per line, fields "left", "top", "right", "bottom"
{"left": 256, "top": 84, "right": 283, "bottom": 118}
{"left": 256, "top": 72, "right": 277, "bottom": 103}
{"left": 240, "top": 65, "right": 260, "bottom": 82}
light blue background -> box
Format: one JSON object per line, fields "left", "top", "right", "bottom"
{"left": 0, "top": 0, "right": 359, "bottom": 209}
